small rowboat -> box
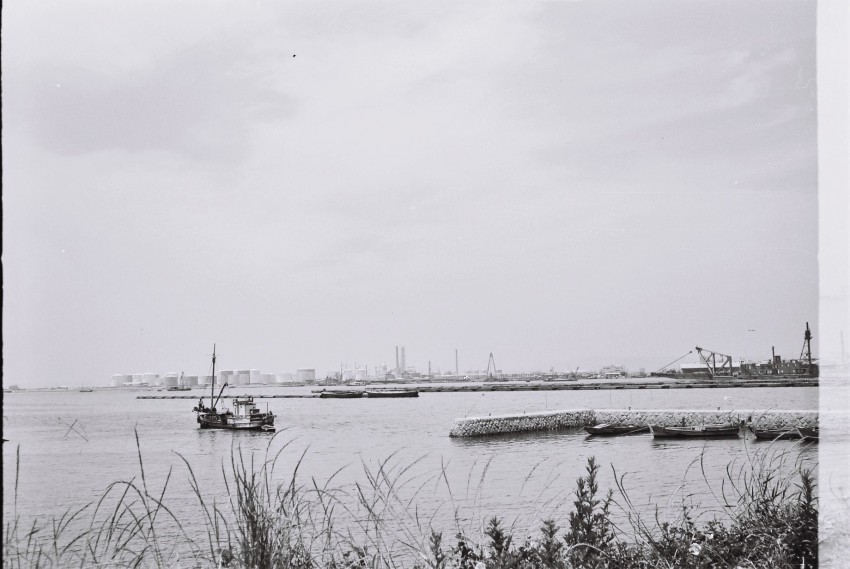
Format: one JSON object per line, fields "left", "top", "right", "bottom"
{"left": 584, "top": 424, "right": 649, "bottom": 436}
{"left": 650, "top": 424, "right": 740, "bottom": 438}
{"left": 749, "top": 427, "right": 801, "bottom": 440}
{"left": 796, "top": 427, "right": 819, "bottom": 441}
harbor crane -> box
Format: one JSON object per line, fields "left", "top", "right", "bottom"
{"left": 695, "top": 346, "right": 733, "bottom": 379}
{"left": 486, "top": 353, "right": 497, "bottom": 380}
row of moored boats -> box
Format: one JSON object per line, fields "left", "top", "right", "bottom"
{"left": 585, "top": 423, "right": 819, "bottom": 441}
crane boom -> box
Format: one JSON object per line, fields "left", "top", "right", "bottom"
{"left": 695, "top": 346, "right": 733, "bottom": 379}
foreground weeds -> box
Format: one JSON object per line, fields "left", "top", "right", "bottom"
{"left": 3, "top": 434, "right": 820, "bottom": 568}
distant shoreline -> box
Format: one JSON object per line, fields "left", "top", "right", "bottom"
{"left": 4, "top": 376, "right": 826, "bottom": 395}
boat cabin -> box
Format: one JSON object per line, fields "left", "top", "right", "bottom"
{"left": 232, "top": 397, "right": 261, "bottom": 417}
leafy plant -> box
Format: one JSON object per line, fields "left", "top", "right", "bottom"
{"left": 564, "top": 456, "right": 614, "bottom": 567}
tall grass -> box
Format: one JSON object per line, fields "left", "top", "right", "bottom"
{"left": 3, "top": 432, "right": 820, "bottom": 568}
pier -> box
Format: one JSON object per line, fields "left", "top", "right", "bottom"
{"left": 449, "top": 408, "right": 819, "bottom": 437}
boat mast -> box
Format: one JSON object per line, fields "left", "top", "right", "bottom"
{"left": 210, "top": 344, "right": 217, "bottom": 410}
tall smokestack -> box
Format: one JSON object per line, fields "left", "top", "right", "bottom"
{"left": 395, "top": 346, "right": 399, "bottom": 375}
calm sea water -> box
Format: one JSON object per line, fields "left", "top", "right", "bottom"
{"left": 3, "top": 383, "right": 844, "bottom": 551}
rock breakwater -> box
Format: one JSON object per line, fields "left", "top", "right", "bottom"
{"left": 449, "top": 408, "right": 818, "bottom": 437}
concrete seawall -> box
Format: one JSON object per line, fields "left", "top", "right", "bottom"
{"left": 449, "top": 408, "right": 819, "bottom": 437}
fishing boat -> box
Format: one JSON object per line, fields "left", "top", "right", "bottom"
{"left": 748, "top": 426, "right": 801, "bottom": 440}
{"left": 796, "top": 427, "right": 819, "bottom": 441}
{"left": 584, "top": 423, "right": 648, "bottom": 436}
{"left": 364, "top": 388, "right": 419, "bottom": 398}
{"left": 318, "top": 390, "right": 364, "bottom": 399}
{"left": 193, "top": 345, "right": 275, "bottom": 431}
{"left": 79, "top": 387, "right": 94, "bottom": 393}
{"left": 649, "top": 423, "right": 740, "bottom": 438}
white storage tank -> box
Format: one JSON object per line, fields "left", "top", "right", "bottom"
{"left": 250, "top": 369, "right": 261, "bottom": 384}
{"left": 235, "top": 369, "right": 250, "bottom": 386}
{"left": 164, "top": 373, "right": 179, "bottom": 388}
{"left": 259, "top": 373, "right": 274, "bottom": 384}
{"left": 111, "top": 374, "right": 131, "bottom": 387}
{"left": 198, "top": 375, "right": 213, "bottom": 386}
{"left": 275, "top": 373, "right": 293, "bottom": 383}
{"left": 183, "top": 375, "right": 199, "bottom": 387}
{"left": 217, "top": 370, "right": 234, "bottom": 386}
{"left": 296, "top": 368, "right": 316, "bottom": 382}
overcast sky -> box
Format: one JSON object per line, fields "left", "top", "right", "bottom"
{"left": 3, "top": 0, "right": 827, "bottom": 386}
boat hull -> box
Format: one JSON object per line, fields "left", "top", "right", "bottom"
{"left": 796, "top": 427, "right": 819, "bottom": 441}
{"left": 749, "top": 427, "right": 801, "bottom": 440}
{"left": 650, "top": 424, "right": 740, "bottom": 438}
{"left": 319, "top": 391, "right": 364, "bottom": 399}
{"left": 364, "top": 390, "right": 419, "bottom": 398}
{"left": 198, "top": 414, "right": 275, "bottom": 430}
{"left": 584, "top": 424, "right": 648, "bottom": 436}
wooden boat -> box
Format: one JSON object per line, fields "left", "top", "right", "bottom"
{"left": 318, "top": 390, "right": 364, "bottom": 399}
{"left": 584, "top": 424, "right": 648, "bottom": 436}
{"left": 649, "top": 423, "right": 739, "bottom": 438}
{"left": 364, "top": 388, "right": 419, "bottom": 398}
{"left": 193, "top": 345, "right": 275, "bottom": 431}
{"left": 749, "top": 426, "right": 801, "bottom": 440}
{"left": 796, "top": 427, "right": 819, "bottom": 441}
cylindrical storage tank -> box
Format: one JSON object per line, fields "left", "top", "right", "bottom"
{"left": 259, "top": 373, "right": 274, "bottom": 384}
{"left": 198, "top": 375, "right": 213, "bottom": 386}
{"left": 276, "top": 373, "right": 293, "bottom": 383}
{"left": 164, "top": 373, "right": 179, "bottom": 388}
{"left": 183, "top": 375, "right": 199, "bottom": 387}
{"left": 143, "top": 373, "right": 158, "bottom": 386}
{"left": 111, "top": 374, "right": 131, "bottom": 387}
{"left": 132, "top": 373, "right": 144, "bottom": 384}
{"left": 235, "top": 370, "right": 250, "bottom": 386}
{"left": 218, "top": 370, "right": 233, "bottom": 386}
{"left": 296, "top": 369, "right": 316, "bottom": 382}
{"left": 250, "top": 369, "right": 261, "bottom": 384}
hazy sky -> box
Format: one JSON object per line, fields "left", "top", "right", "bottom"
{"left": 3, "top": 0, "right": 825, "bottom": 386}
